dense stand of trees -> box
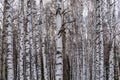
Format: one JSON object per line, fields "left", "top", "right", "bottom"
{"left": 0, "top": 0, "right": 120, "bottom": 80}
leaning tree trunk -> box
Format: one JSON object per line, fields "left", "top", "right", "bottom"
{"left": 108, "top": 0, "right": 116, "bottom": 79}
{"left": 55, "top": 0, "right": 63, "bottom": 80}
{"left": 5, "top": 0, "right": 14, "bottom": 79}
{"left": 109, "top": 37, "right": 115, "bottom": 80}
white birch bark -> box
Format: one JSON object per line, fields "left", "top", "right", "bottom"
{"left": 18, "top": 0, "right": 25, "bottom": 80}
{"left": 40, "top": 0, "right": 49, "bottom": 79}
{"left": 42, "top": 26, "right": 48, "bottom": 80}
{"left": 35, "top": 11, "right": 41, "bottom": 80}
{"left": 99, "top": 20, "right": 104, "bottom": 80}
{"left": 55, "top": 0, "right": 63, "bottom": 80}
{"left": 81, "top": 30, "right": 86, "bottom": 80}
{"left": 30, "top": 1, "right": 37, "bottom": 80}
{"left": 1, "top": 0, "right": 7, "bottom": 80}
{"left": 76, "top": 48, "right": 80, "bottom": 80}
{"left": 35, "top": 20, "right": 42, "bottom": 79}
{"left": 108, "top": 0, "right": 115, "bottom": 79}
{"left": 81, "top": 1, "right": 87, "bottom": 80}
{"left": 92, "top": 46, "right": 95, "bottom": 80}
{"left": 95, "top": 1, "right": 100, "bottom": 79}
{"left": 42, "top": 49, "right": 48, "bottom": 80}
{"left": 108, "top": 41, "right": 115, "bottom": 80}
{"left": 108, "top": 1, "right": 115, "bottom": 80}
{"left": 5, "top": 0, "right": 14, "bottom": 79}
{"left": 95, "top": 0, "right": 104, "bottom": 80}
{"left": 25, "top": 0, "right": 31, "bottom": 79}
{"left": 0, "top": 5, "right": 2, "bottom": 77}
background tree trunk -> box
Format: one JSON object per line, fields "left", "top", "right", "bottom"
{"left": 5, "top": 0, "right": 14, "bottom": 79}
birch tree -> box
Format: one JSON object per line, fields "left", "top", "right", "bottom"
{"left": 33, "top": 0, "right": 42, "bottom": 79}
{"left": 18, "top": 0, "right": 25, "bottom": 79}
{"left": 2, "top": 0, "right": 7, "bottom": 79}
{"left": 0, "top": 2, "right": 3, "bottom": 79}
{"left": 55, "top": 0, "right": 63, "bottom": 80}
{"left": 95, "top": 0, "right": 104, "bottom": 80}
{"left": 5, "top": 0, "right": 14, "bottom": 79}
{"left": 0, "top": 0, "right": 120, "bottom": 80}
{"left": 39, "top": 0, "right": 49, "bottom": 80}
{"left": 25, "top": 0, "right": 32, "bottom": 79}
{"left": 108, "top": 0, "right": 116, "bottom": 80}
{"left": 30, "top": 1, "right": 37, "bottom": 80}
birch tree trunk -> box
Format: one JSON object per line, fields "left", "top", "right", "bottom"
{"left": 82, "top": 22, "right": 87, "bottom": 80}
{"left": 0, "top": 1, "right": 3, "bottom": 78}
{"left": 5, "top": 0, "right": 14, "bottom": 79}
{"left": 18, "top": 0, "right": 25, "bottom": 79}
{"left": 108, "top": 0, "right": 116, "bottom": 79}
{"left": 30, "top": 1, "right": 37, "bottom": 80}
{"left": 95, "top": 0, "right": 104, "bottom": 80}
{"left": 55, "top": 0, "right": 63, "bottom": 80}
{"left": 40, "top": 0, "right": 49, "bottom": 80}
{"left": 34, "top": 0, "right": 42, "bottom": 79}
{"left": 82, "top": 1, "right": 87, "bottom": 80}
{"left": 13, "top": 17, "right": 19, "bottom": 80}
{"left": 42, "top": 22, "right": 48, "bottom": 80}
{"left": 35, "top": 15, "right": 41, "bottom": 80}
{"left": 25, "top": 0, "right": 32, "bottom": 79}
{"left": 109, "top": 40, "right": 115, "bottom": 80}
{"left": 2, "top": 0, "right": 7, "bottom": 79}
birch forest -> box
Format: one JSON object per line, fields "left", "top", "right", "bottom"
{"left": 0, "top": 0, "right": 120, "bottom": 80}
